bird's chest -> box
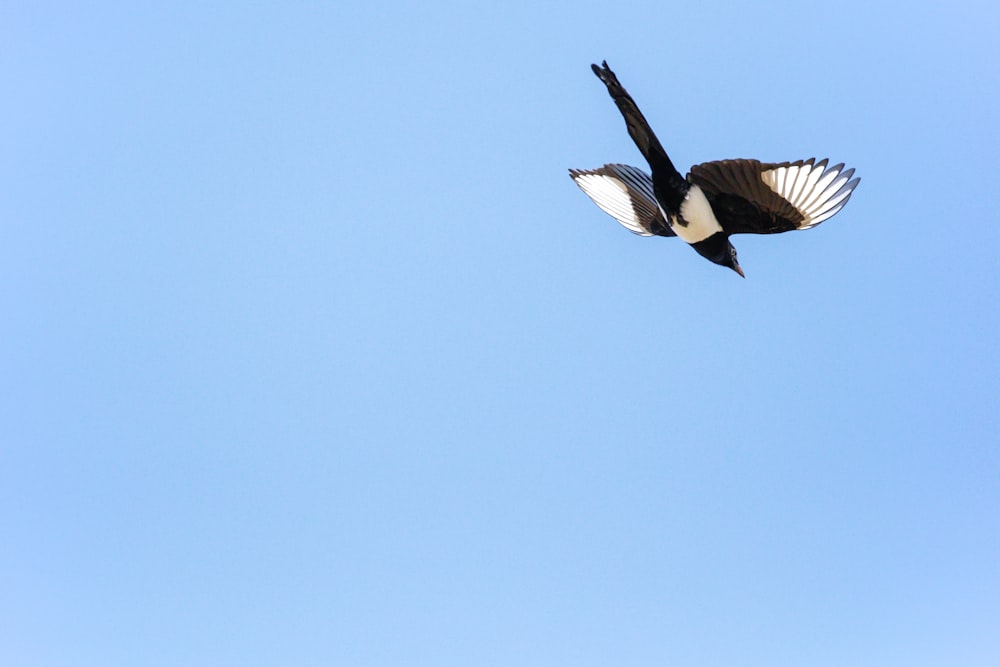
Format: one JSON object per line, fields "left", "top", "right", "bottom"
{"left": 668, "top": 185, "right": 724, "bottom": 244}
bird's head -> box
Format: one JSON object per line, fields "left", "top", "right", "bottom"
{"left": 692, "top": 233, "right": 745, "bottom": 278}
{"left": 710, "top": 239, "right": 744, "bottom": 278}
{"left": 722, "top": 241, "right": 745, "bottom": 278}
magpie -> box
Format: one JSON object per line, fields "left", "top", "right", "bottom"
{"left": 570, "top": 61, "right": 860, "bottom": 277}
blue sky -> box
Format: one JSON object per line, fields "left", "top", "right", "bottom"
{"left": 2, "top": 1, "right": 998, "bottom": 665}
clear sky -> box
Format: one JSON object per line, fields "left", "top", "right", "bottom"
{"left": 2, "top": 1, "right": 999, "bottom": 665}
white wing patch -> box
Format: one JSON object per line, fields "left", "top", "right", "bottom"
{"left": 569, "top": 164, "right": 663, "bottom": 236}
{"left": 760, "top": 159, "right": 860, "bottom": 229}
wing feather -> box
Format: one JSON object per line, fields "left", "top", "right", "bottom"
{"left": 569, "top": 164, "right": 675, "bottom": 237}
{"left": 688, "top": 158, "right": 860, "bottom": 235}
{"left": 791, "top": 158, "right": 828, "bottom": 211}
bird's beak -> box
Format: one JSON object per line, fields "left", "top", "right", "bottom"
{"left": 734, "top": 264, "right": 745, "bottom": 278}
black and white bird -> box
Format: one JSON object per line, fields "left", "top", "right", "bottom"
{"left": 570, "top": 61, "right": 860, "bottom": 277}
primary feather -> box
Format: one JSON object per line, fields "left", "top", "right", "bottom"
{"left": 569, "top": 164, "right": 673, "bottom": 237}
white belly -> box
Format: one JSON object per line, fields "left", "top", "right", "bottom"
{"left": 669, "top": 185, "right": 723, "bottom": 244}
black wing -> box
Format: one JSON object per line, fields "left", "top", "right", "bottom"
{"left": 569, "top": 164, "right": 675, "bottom": 237}
{"left": 590, "top": 61, "right": 688, "bottom": 213}
{"left": 688, "top": 158, "right": 860, "bottom": 235}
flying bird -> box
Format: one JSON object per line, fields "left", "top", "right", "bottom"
{"left": 570, "top": 61, "right": 860, "bottom": 277}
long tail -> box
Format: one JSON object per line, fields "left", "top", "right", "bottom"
{"left": 591, "top": 61, "right": 687, "bottom": 212}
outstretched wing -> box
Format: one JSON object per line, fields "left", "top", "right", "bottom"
{"left": 569, "top": 163, "right": 675, "bottom": 237}
{"left": 590, "top": 61, "right": 688, "bottom": 211}
{"left": 688, "top": 158, "right": 860, "bottom": 235}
